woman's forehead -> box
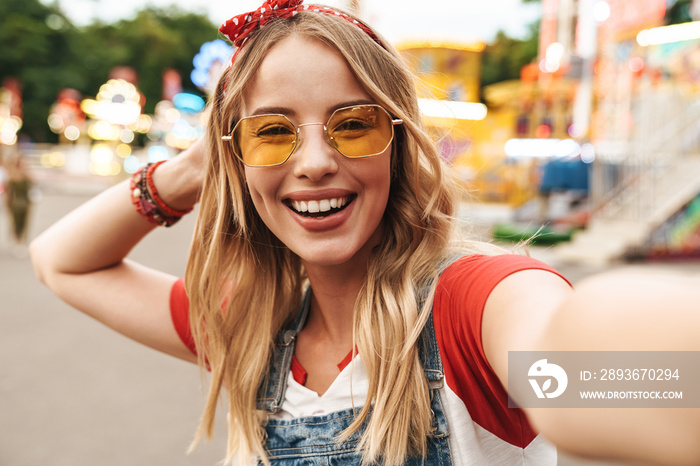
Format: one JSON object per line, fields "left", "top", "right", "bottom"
{"left": 241, "top": 35, "right": 373, "bottom": 118}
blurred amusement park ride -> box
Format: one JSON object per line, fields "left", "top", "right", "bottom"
{"left": 44, "top": 77, "right": 205, "bottom": 177}
{"left": 396, "top": 0, "right": 700, "bottom": 263}
{"left": 0, "top": 79, "right": 23, "bottom": 147}
{"left": 5, "top": 0, "right": 700, "bottom": 263}
{"left": 20, "top": 38, "right": 232, "bottom": 179}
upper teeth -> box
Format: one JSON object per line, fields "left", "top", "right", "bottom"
{"left": 292, "top": 197, "right": 348, "bottom": 213}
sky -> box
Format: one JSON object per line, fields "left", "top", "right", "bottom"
{"left": 42, "top": 0, "right": 542, "bottom": 44}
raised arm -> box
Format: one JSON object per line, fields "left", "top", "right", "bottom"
{"left": 29, "top": 138, "right": 207, "bottom": 362}
{"left": 482, "top": 267, "right": 700, "bottom": 464}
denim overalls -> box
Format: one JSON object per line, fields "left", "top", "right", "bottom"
{"left": 255, "top": 287, "right": 454, "bottom": 465}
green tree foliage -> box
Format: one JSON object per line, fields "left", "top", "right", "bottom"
{"left": 0, "top": 0, "right": 79, "bottom": 142}
{"left": 481, "top": 20, "right": 540, "bottom": 89}
{"left": 666, "top": 0, "right": 693, "bottom": 25}
{"left": 0, "top": 0, "right": 218, "bottom": 142}
{"left": 84, "top": 9, "right": 218, "bottom": 113}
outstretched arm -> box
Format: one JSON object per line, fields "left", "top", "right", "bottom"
{"left": 30, "top": 139, "right": 207, "bottom": 362}
{"left": 482, "top": 267, "right": 700, "bottom": 464}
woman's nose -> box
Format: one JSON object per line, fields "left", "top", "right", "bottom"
{"left": 291, "top": 125, "right": 339, "bottom": 181}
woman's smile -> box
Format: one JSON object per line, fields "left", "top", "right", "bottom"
{"left": 285, "top": 194, "right": 354, "bottom": 217}
{"left": 282, "top": 189, "right": 358, "bottom": 232}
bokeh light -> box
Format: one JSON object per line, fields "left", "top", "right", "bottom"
{"left": 40, "top": 151, "right": 66, "bottom": 168}
{"left": 124, "top": 155, "right": 141, "bottom": 174}
{"left": 148, "top": 145, "right": 170, "bottom": 163}
{"left": 581, "top": 143, "right": 596, "bottom": 163}
{"left": 116, "top": 143, "right": 132, "bottom": 158}
{"left": 629, "top": 57, "right": 645, "bottom": 73}
{"left": 64, "top": 125, "right": 80, "bottom": 141}
{"left": 119, "top": 128, "right": 135, "bottom": 144}
{"left": 593, "top": 1, "right": 611, "bottom": 23}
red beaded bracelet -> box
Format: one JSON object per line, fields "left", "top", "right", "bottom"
{"left": 130, "top": 161, "right": 192, "bottom": 227}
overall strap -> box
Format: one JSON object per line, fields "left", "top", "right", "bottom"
{"left": 256, "top": 287, "right": 312, "bottom": 413}
{"left": 420, "top": 311, "right": 445, "bottom": 390}
{"left": 418, "top": 253, "right": 462, "bottom": 388}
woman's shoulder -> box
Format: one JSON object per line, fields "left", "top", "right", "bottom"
{"left": 433, "top": 252, "right": 569, "bottom": 330}
{"left": 438, "top": 253, "right": 561, "bottom": 289}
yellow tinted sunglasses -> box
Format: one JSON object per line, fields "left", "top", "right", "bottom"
{"left": 222, "top": 104, "right": 403, "bottom": 167}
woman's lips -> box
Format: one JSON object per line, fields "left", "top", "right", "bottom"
{"left": 284, "top": 194, "right": 357, "bottom": 231}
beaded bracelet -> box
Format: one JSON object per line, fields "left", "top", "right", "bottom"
{"left": 129, "top": 161, "right": 192, "bottom": 227}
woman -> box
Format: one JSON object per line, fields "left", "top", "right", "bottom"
{"left": 30, "top": 1, "right": 700, "bottom": 465}
{"left": 5, "top": 153, "right": 33, "bottom": 246}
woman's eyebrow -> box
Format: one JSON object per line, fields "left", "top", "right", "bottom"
{"left": 334, "top": 99, "right": 375, "bottom": 109}
{"left": 248, "top": 99, "right": 376, "bottom": 118}
{"left": 249, "top": 106, "right": 296, "bottom": 116}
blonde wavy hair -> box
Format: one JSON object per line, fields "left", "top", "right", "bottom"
{"left": 185, "top": 9, "right": 483, "bottom": 465}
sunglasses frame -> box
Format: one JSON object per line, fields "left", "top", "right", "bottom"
{"left": 221, "top": 104, "right": 403, "bottom": 167}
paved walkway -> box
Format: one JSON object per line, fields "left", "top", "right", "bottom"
{"left": 1, "top": 190, "right": 228, "bottom": 466}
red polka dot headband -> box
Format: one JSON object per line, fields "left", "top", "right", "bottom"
{"left": 219, "top": 0, "right": 383, "bottom": 66}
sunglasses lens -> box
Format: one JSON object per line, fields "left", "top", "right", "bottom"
{"left": 233, "top": 115, "right": 296, "bottom": 166}
{"left": 328, "top": 105, "right": 394, "bottom": 158}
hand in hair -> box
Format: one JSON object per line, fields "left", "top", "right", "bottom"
{"left": 150, "top": 137, "right": 208, "bottom": 213}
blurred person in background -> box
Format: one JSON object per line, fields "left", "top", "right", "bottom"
{"left": 4, "top": 153, "right": 32, "bottom": 254}
{"left": 28, "top": 1, "right": 700, "bottom": 465}
{"left": 0, "top": 153, "right": 8, "bottom": 250}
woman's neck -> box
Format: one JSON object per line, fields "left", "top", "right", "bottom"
{"left": 300, "top": 223, "right": 383, "bottom": 339}
{"left": 292, "top": 260, "right": 366, "bottom": 394}
{"left": 303, "top": 260, "right": 365, "bottom": 341}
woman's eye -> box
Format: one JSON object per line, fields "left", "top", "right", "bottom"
{"left": 334, "top": 118, "right": 373, "bottom": 132}
{"left": 257, "top": 125, "right": 294, "bottom": 137}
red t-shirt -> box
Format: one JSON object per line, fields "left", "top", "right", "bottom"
{"left": 169, "top": 254, "right": 569, "bottom": 449}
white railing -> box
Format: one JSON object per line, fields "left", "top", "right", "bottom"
{"left": 591, "top": 89, "right": 700, "bottom": 223}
